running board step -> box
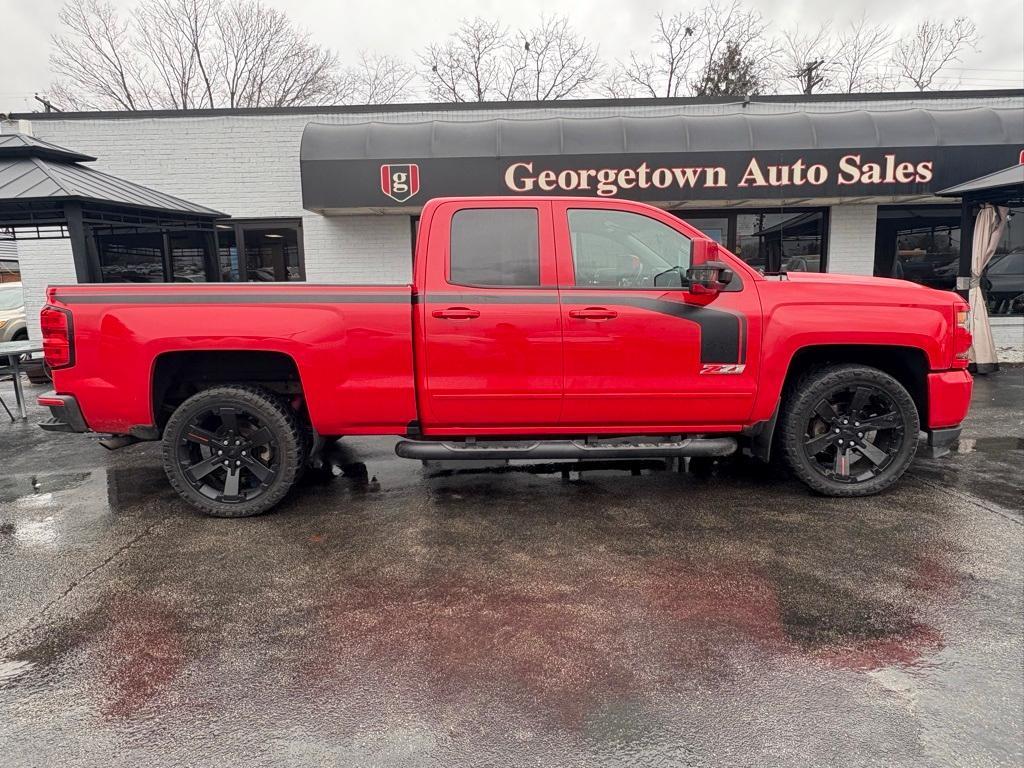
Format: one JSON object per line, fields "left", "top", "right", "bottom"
{"left": 395, "top": 437, "right": 738, "bottom": 461}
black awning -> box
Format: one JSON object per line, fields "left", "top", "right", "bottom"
{"left": 936, "top": 163, "right": 1024, "bottom": 204}
{"left": 300, "top": 107, "right": 1024, "bottom": 211}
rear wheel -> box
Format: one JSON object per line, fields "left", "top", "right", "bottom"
{"left": 780, "top": 364, "right": 919, "bottom": 497}
{"left": 162, "top": 385, "right": 302, "bottom": 517}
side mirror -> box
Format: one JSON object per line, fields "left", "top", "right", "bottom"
{"left": 686, "top": 260, "right": 734, "bottom": 294}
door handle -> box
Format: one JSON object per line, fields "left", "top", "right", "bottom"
{"left": 432, "top": 306, "right": 481, "bottom": 320}
{"left": 568, "top": 307, "right": 618, "bottom": 320}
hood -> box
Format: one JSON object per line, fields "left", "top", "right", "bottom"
{"left": 782, "top": 271, "right": 936, "bottom": 291}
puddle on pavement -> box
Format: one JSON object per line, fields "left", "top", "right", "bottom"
{"left": 0, "top": 659, "right": 36, "bottom": 687}
{"left": 0, "top": 472, "right": 93, "bottom": 503}
{"left": 0, "top": 467, "right": 170, "bottom": 509}
{"left": 954, "top": 436, "right": 1024, "bottom": 454}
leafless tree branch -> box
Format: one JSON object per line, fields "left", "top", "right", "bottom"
{"left": 892, "top": 17, "right": 979, "bottom": 91}
{"left": 50, "top": 0, "right": 414, "bottom": 110}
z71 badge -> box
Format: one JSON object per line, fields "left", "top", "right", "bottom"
{"left": 700, "top": 364, "right": 746, "bottom": 374}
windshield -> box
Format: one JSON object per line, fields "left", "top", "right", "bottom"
{"left": 0, "top": 286, "right": 23, "bottom": 311}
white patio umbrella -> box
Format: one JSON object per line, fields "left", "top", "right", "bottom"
{"left": 968, "top": 204, "right": 1009, "bottom": 371}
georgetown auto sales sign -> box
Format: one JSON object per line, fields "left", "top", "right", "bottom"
{"left": 300, "top": 145, "right": 1022, "bottom": 210}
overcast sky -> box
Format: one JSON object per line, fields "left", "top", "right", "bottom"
{"left": 2, "top": 0, "right": 1022, "bottom": 113}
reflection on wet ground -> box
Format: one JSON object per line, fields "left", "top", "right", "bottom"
{"left": 0, "top": 374, "right": 1022, "bottom": 767}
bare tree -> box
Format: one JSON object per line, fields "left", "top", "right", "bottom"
{"left": 343, "top": 52, "right": 416, "bottom": 105}
{"left": 617, "top": 2, "right": 776, "bottom": 99}
{"left": 620, "top": 10, "right": 704, "bottom": 98}
{"left": 892, "top": 18, "right": 979, "bottom": 91}
{"left": 135, "top": 0, "right": 219, "bottom": 108}
{"left": 833, "top": 15, "right": 894, "bottom": 93}
{"left": 779, "top": 22, "right": 836, "bottom": 94}
{"left": 516, "top": 15, "right": 602, "bottom": 100}
{"left": 50, "top": 0, "right": 155, "bottom": 110}
{"left": 420, "top": 15, "right": 600, "bottom": 102}
{"left": 50, "top": 0, "right": 413, "bottom": 110}
{"left": 420, "top": 17, "right": 522, "bottom": 102}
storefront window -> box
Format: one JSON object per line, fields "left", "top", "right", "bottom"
{"left": 170, "top": 232, "right": 210, "bottom": 282}
{"left": 874, "top": 206, "right": 961, "bottom": 290}
{"left": 674, "top": 208, "right": 827, "bottom": 273}
{"left": 216, "top": 224, "right": 240, "bottom": 281}
{"left": 216, "top": 220, "right": 304, "bottom": 282}
{"left": 985, "top": 207, "right": 1024, "bottom": 316}
{"left": 685, "top": 216, "right": 729, "bottom": 246}
{"left": 96, "top": 232, "right": 165, "bottom": 282}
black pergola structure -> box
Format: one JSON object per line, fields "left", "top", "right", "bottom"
{"left": 938, "top": 162, "right": 1024, "bottom": 373}
{"left": 0, "top": 133, "right": 225, "bottom": 282}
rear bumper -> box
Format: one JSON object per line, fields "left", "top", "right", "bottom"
{"left": 927, "top": 370, "right": 973, "bottom": 429}
{"left": 37, "top": 392, "right": 89, "bottom": 433}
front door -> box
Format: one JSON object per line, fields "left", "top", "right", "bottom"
{"left": 553, "top": 201, "right": 761, "bottom": 429}
{"left": 419, "top": 201, "right": 563, "bottom": 430}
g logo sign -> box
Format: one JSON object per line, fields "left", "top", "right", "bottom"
{"left": 380, "top": 164, "right": 420, "bottom": 203}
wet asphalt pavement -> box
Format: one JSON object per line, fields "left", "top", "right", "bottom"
{"left": 1, "top": 372, "right": 1022, "bottom": 767}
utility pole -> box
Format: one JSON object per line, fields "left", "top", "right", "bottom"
{"left": 33, "top": 93, "right": 61, "bottom": 113}
{"left": 796, "top": 60, "right": 825, "bottom": 95}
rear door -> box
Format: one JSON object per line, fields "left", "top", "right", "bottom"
{"left": 418, "top": 200, "right": 563, "bottom": 430}
{"left": 553, "top": 200, "right": 761, "bottom": 429}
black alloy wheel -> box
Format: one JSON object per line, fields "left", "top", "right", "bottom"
{"left": 162, "top": 385, "right": 302, "bottom": 517}
{"left": 780, "top": 364, "right": 920, "bottom": 497}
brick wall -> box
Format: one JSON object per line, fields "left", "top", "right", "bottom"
{"left": 302, "top": 214, "right": 411, "bottom": 283}
{"left": 827, "top": 204, "right": 878, "bottom": 276}
{"left": 17, "top": 238, "right": 76, "bottom": 339}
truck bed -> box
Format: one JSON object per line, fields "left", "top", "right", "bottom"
{"left": 46, "top": 283, "right": 418, "bottom": 436}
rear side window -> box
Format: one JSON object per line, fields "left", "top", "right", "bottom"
{"left": 450, "top": 209, "right": 540, "bottom": 287}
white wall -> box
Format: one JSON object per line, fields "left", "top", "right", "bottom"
{"left": 303, "top": 214, "right": 411, "bottom": 283}
{"left": 17, "top": 238, "right": 76, "bottom": 339}
{"left": 827, "top": 204, "right": 878, "bottom": 276}
{"left": 990, "top": 317, "right": 1024, "bottom": 364}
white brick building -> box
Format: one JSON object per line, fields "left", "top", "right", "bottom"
{"left": 2, "top": 90, "right": 1022, "bottom": 358}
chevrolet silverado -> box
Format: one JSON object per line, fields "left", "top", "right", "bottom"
{"left": 37, "top": 197, "right": 974, "bottom": 516}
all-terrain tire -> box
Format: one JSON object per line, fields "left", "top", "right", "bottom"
{"left": 779, "top": 364, "right": 920, "bottom": 497}
{"left": 162, "top": 385, "right": 303, "bottom": 517}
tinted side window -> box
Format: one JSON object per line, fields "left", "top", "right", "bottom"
{"left": 568, "top": 209, "right": 691, "bottom": 289}
{"left": 450, "top": 209, "right": 540, "bottom": 287}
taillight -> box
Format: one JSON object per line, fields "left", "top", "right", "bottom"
{"left": 40, "top": 306, "right": 74, "bottom": 369}
{"left": 952, "top": 301, "right": 972, "bottom": 369}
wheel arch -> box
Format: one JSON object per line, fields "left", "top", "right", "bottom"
{"left": 748, "top": 344, "right": 929, "bottom": 461}
{"left": 151, "top": 350, "right": 305, "bottom": 434}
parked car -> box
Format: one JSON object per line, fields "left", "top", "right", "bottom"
{"left": 983, "top": 250, "right": 1024, "bottom": 315}
{"left": 37, "top": 197, "right": 973, "bottom": 517}
{"left": 0, "top": 282, "right": 27, "bottom": 342}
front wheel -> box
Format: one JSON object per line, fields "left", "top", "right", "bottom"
{"left": 162, "top": 385, "right": 303, "bottom": 517}
{"left": 780, "top": 364, "right": 920, "bottom": 497}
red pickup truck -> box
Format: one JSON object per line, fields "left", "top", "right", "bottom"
{"left": 37, "top": 197, "right": 973, "bottom": 516}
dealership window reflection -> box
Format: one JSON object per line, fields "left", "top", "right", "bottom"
{"left": 875, "top": 206, "right": 960, "bottom": 292}
{"left": 94, "top": 218, "right": 304, "bottom": 283}
{"left": 985, "top": 207, "right": 1024, "bottom": 316}
{"left": 679, "top": 208, "right": 827, "bottom": 273}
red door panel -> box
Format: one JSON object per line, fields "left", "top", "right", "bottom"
{"left": 552, "top": 200, "right": 761, "bottom": 430}
{"left": 418, "top": 201, "right": 564, "bottom": 429}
